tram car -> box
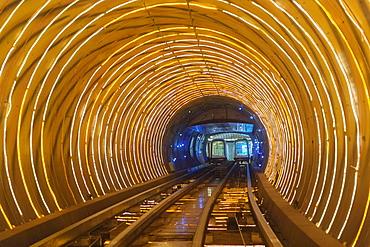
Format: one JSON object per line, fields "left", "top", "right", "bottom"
{"left": 209, "top": 139, "right": 227, "bottom": 164}
{"left": 234, "top": 139, "right": 250, "bottom": 163}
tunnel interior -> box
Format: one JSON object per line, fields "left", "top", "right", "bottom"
{"left": 163, "top": 96, "right": 268, "bottom": 171}
{"left": 0, "top": 0, "right": 369, "bottom": 246}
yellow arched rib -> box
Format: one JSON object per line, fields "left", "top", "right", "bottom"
{"left": 0, "top": 204, "right": 13, "bottom": 229}
{"left": 17, "top": 89, "right": 42, "bottom": 218}
{"left": 352, "top": 184, "right": 370, "bottom": 246}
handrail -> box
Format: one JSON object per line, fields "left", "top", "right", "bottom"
{"left": 246, "top": 164, "right": 284, "bottom": 247}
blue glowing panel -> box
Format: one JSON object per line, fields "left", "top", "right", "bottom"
{"left": 188, "top": 122, "right": 254, "bottom": 134}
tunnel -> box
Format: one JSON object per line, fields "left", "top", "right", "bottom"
{"left": 162, "top": 96, "right": 267, "bottom": 171}
{"left": 0, "top": 0, "right": 369, "bottom": 246}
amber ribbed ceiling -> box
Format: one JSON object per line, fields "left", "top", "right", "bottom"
{"left": 0, "top": 0, "right": 369, "bottom": 245}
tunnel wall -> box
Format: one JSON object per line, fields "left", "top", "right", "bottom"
{"left": 0, "top": 1, "right": 369, "bottom": 246}
{"left": 254, "top": 170, "right": 343, "bottom": 247}
{"left": 0, "top": 170, "right": 187, "bottom": 247}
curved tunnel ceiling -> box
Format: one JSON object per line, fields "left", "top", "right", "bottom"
{"left": 0, "top": 0, "right": 369, "bottom": 245}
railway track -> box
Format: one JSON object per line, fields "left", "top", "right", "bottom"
{"left": 33, "top": 162, "right": 283, "bottom": 247}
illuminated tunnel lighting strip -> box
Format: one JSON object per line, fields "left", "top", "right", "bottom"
{"left": 352, "top": 185, "right": 370, "bottom": 246}
{"left": 315, "top": 0, "right": 370, "bottom": 109}
{"left": 293, "top": 0, "right": 362, "bottom": 236}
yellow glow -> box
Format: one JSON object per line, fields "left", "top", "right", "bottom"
{"left": 0, "top": 1, "right": 25, "bottom": 34}
{"left": 17, "top": 89, "right": 42, "bottom": 217}
{"left": 305, "top": 107, "right": 321, "bottom": 216}
{"left": 0, "top": 1, "right": 368, "bottom": 245}
{"left": 0, "top": 204, "right": 13, "bottom": 229}
{"left": 352, "top": 185, "right": 370, "bottom": 246}
{"left": 314, "top": 0, "right": 370, "bottom": 110}
{"left": 105, "top": 2, "right": 217, "bottom": 27}
{"left": 40, "top": 121, "right": 62, "bottom": 210}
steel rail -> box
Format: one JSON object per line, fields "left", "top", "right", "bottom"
{"left": 246, "top": 164, "right": 284, "bottom": 247}
{"left": 107, "top": 169, "right": 214, "bottom": 247}
{"left": 192, "top": 162, "right": 238, "bottom": 247}
{"left": 31, "top": 169, "right": 207, "bottom": 247}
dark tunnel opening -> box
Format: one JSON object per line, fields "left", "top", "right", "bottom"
{"left": 163, "top": 96, "right": 268, "bottom": 172}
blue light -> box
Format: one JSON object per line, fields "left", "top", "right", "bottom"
{"left": 258, "top": 129, "right": 262, "bottom": 132}
{"left": 238, "top": 107, "right": 242, "bottom": 111}
{"left": 173, "top": 158, "right": 177, "bottom": 162}
{"left": 250, "top": 116, "right": 254, "bottom": 119}
{"left": 184, "top": 155, "right": 187, "bottom": 158}
{"left": 179, "top": 133, "right": 183, "bottom": 136}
